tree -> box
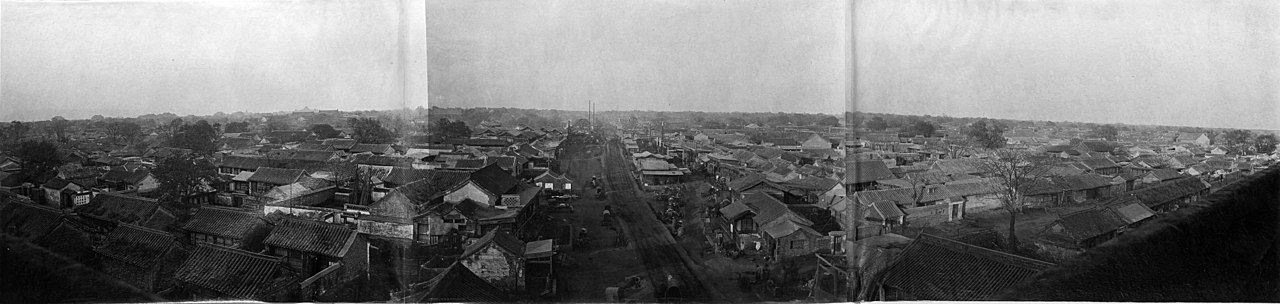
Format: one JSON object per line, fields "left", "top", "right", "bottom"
{"left": 264, "top": 117, "right": 292, "bottom": 133}
{"left": 153, "top": 154, "right": 218, "bottom": 218}
{"left": 816, "top": 115, "right": 841, "bottom": 127}
{"left": 966, "top": 119, "right": 1006, "bottom": 149}
{"left": 5, "top": 121, "right": 31, "bottom": 144}
{"left": 170, "top": 120, "right": 218, "bottom": 155}
{"left": 1220, "top": 129, "right": 1253, "bottom": 154}
{"left": 167, "top": 118, "right": 184, "bottom": 137}
{"left": 50, "top": 116, "right": 70, "bottom": 142}
{"left": 866, "top": 117, "right": 889, "bottom": 131}
{"left": 309, "top": 124, "right": 342, "bottom": 139}
{"left": 348, "top": 118, "right": 396, "bottom": 144}
{"left": 106, "top": 121, "right": 142, "bottom": 143}
{"left": 432, "top": 119, "right": 472, "bottom": 138}
{"left": 224, "top": 121, "right": 251, "bottom": 133}
{"left": 1254, "top": 134, "right": 1278, "bottom": 154}
{"left": 701, "top": 120, "right": 727, "bottom": 129}
{"left": 979, "top": 150, "right": 1047, "bottom": 252}
{"left": 17, "top": 140, "right": 63, "bottom": 177}
{"left": 1088, "top": 125, "right": 1118, "bottom": 141}
{"left": 904, "top": 120, "right": 937, "bottom": 137}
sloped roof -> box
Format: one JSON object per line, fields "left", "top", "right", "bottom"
{"left": 761, "top": 219, "right": 820, "bottom": 239}
{"left": 728, "top": 173, "right": 767, "bottom": 192}
{"left": 1146, "top": 168, "right": 1185, "bottom": 181}
{"left": 183, "top": 207, "right": 266, "bottom": 239}
{"left": 1123, "top": 177, "right": 1210, "bottom": 208}
{"left": 740, "top": 192, "right": 808, "bottom": 226}
{"left": 321, "top": 138, "right": 358, "bottom": 150}
{"left": 219, "top": 155, "right": 279, "bottom": 170}
{"left": 173, "top": 245, "right": 289, "bottom": 300}
{"left": 350, "top": 143, "right": 393, "bottom": 154}
{"left": 380, "top": 167, "right": 434, "bottom": 186}
{"left": 1017, "top": 178, "right": 1066, "bottom": 196}
{"left": 1079, "top": 158, "right": 1120, "bottom": 170}
{"left": 1110, "top": 203, "right": 1156, "bottom": 224}
{"left": 351, "top": 154, "right": 413, "bottom": 167}
{"left": 855, "top": 185, "right": 954, "bottom": 206}
{"left": 944, "top": 179, "right": 1004, "bottom": 197}
{"left": 719, "top": 201, "right": 754, "bottom": 220}
{"left": 469, "top": 163, "right": 518, "bottom": 195}
{"left": 268, "top": 149, "right": 335, "bottom": 162}
{"left": 0, "top": 200, "right": 64, "bottom": 239}
{"left": 1077, "top": 141, "right": 1119, "bottom": 153}
{"left": 372, "top": 170, "right": 472, "bottom": 216}
{"left": 246, "top": 167, "right": 304, "bottom": 185}
{"left": 263, "top": 217, "right": 357, "bottom": 258}
{"left": 1052, "top": 208, "right": 1128, "bottom": 242}
{"left": 867, "top": 200, "right": 905, "bottom": 221}
{"left": 391, "top": 262, "right": 508, "bottom": 302}
{"left": 931, "top": 158, "right": 991, "bottom": 176}
{"left": 847, "top": 160, "right": 896, "bottom": 184}
{"left": 75, "top": 193, "right": 172, "bottom": 229}
{"left": 461, "top": 229, "right": 525, "bottom": 259}
{"left": 1049, "top": 174, "right": 1114, "bottom": 191}
{"left": 95, "top": 224, "right": 180, "bottom": 268}
{"left": 878, "top": 234, "right": 1054, "bottom": 300}
{"left": 100, "top": 170, "right": 152, "bottom": 184}
{"left": 779, "top": 176, "right": 840, "bottom": 191}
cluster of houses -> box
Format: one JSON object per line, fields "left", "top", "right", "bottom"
{"left": 667, "top": 123, "right": 1277, "bottom": 301}
{"left": 0, "top": 118, "right": 589, "bottom": 302}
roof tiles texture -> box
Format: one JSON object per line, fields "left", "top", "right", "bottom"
{"left": 173, "top": 245, "right": 288, "bottom": 300}
{"left": 879, "top": 234, "right": 1054, "bottom": 300}
{"left": 263, "top": 217, "right": 356, "bottom": 258}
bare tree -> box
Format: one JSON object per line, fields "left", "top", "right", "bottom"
{"left": 976, "top": 149, "right": 1047, "bottom": 251}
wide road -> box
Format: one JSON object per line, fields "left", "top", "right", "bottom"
{"left": 600, "top": 136, "right": 720, "bottom": 302}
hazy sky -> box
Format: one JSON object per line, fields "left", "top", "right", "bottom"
{"left": 2, "top": 0, "right": 428, "bottom": 121}
{"left": 425, "top": 0, "right": 848, "bottom": 115}
{"left": 856, "top": 0, "right": 1279, "bottom": 130}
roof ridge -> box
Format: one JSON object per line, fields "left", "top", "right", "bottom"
{"left": 115, "top": 222, "right": 173, "bottom": 236}
{"left": 916, "top": 233, "right": 1054, "bottom": 269}
{"left": 197, "top": 243, "right": 283, "bottom": 261}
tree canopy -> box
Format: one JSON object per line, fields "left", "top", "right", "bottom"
{"left": 866, "top": 116, "right": 889, "bottom": 131}
{"left": 1255, "top": 133, "right": 1278, "bottom": 154}
{"left": 152, "top": 153, "right": 218, "bottom": 218}
{"left": 904, "top": 120, "right": 937, "bottom": 137}
{"left": 815, "top": 115, "right": 841, "bottom": 127}
{"left": 105, "top": 121, "right": 142, "bottom": 142}
{"left": 348, "top": 117, "right": 396, "bottom": 144}
{"left": 432, "top": 119, "right": 472, "bottom": 139}
{"left": 966, "top": 119, "right": 1006, "bottom": 148}
{"left": 169, "top": 120, "right": 218, "bottom": 155}
{"left": 17, "top": 140, "right": 62, "bottom": 177}
{"left": 1220, "top": 129, "right": 1253, "bottom": 154}
{"left": 309, "top": 124, "right": 342, "bottom": 139}
{"left": 223, "top": 121, "right": 251, "bottom": 133}
{"left": 1088, "top": 125, "right": 1118, "bottom": 141}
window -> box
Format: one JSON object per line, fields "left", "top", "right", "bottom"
{"left": 543, "top": 183, "right": 553, "bottom": 189}
{"left": 564, "top": 184, "right": 572, "bottom": 190}
{"left": 790, "top": 240, "right": 806, "bottom": 250}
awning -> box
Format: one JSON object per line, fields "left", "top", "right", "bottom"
{"left": 525, "top": 239, "right": 555, "bottom": 259}
{"left": 642, "top": 170, "right": 684, "bottom": 176}
{"left": 231, "top": 170, "right": 254, "bottom": 182}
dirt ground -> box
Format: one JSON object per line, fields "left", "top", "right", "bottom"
{"left": 553, "top": 139, "right": 648, "bottom": 302}
{"left": 967, "top": 205, "right": 1097, "bottom": 241}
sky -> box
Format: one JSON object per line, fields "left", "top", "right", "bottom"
{"left": 424, "top": 0, "right": 848, "bottom": 115}
{"left": 2, "top": 0, "right": 429, "bottom": 121}
{"left": 856, "top": 0, "right": 1279, "bottom": 130}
